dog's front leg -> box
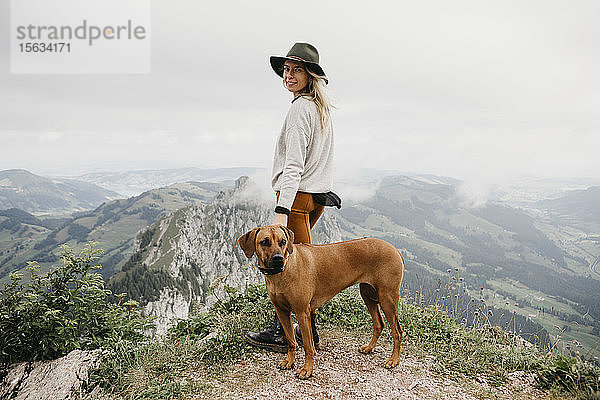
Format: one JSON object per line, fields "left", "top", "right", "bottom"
{"left": 296, "top": 309, "right": 315, "bottom": 379}
{"left": 274, "top": 307, "right": 295, "bottom": 370}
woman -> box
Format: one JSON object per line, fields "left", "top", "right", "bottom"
{"left": 245, "top": 42, "right": 341, "bottom": 353}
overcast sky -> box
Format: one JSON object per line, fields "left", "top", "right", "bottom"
{"left": 1, "top": 0, "right": 599, "bottom": 185}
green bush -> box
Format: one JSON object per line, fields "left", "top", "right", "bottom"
{"left": 0, "top": 243, "right": 151, "bottom": 365}
{"left": 537, "top": 354, "right": 600, "bottom": 398}
{"left": 317, "top": 287, "right": 371, "bottom": 329}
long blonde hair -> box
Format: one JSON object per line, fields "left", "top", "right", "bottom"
{"left": 288, "top": 68, "right": 333, "bottom": 134}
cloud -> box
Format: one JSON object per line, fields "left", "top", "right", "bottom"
{"left": 456, "top": 179, "right": 499, "bottom": 209}
{"left": 247, "top": 169, "right": 276, "bottom": 205}
{"left": 39, "top": 131, "right": 65, "bottom": 143}
{"left": 1, "top": 1, "right": 599, "bottom": 180}
{"left": 333, "top": 167, "right": 382, "bottom": 204}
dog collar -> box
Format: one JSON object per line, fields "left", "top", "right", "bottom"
{"left": 257, "top": 264, "right": 285, "bottom": 275}
{"left": 257, "top": 257, "right": 286, "bottom": 275}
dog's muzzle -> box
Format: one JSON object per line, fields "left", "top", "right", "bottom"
{"left": 258, "top": 254, "right": 286, "bottom": 275}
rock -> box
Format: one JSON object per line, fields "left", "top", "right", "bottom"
{"left": 0, "top": 349, "right": 102, "bottom": 400}
{"left": 144, "top": 286, "right": 190, "bottom": 336}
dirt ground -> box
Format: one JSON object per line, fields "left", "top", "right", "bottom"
{"left": 189, "top": 329, "right": 554, "bottom": 400}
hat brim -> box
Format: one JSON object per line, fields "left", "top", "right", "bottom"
{"left": 270, "top": 56, "right": 328, "bottom": 85}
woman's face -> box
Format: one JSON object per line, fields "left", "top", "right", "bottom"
{"left": 283, "top": 60, "right": 309, "bottom": 95}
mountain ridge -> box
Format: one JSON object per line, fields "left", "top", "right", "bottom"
{"left": 0, "top": 169, "right": 121, "bottom": 215}
{"left": 65, "top": 166, "right": 265, "bottom": 196}
{"left": 0, "top": 181, "right": 228, "bottom": 283}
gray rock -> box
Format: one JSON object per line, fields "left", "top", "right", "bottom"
{"left": 0, "top": 349, "right": 102, "bottom": 400}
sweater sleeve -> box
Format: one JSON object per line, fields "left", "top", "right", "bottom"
{"left": 276, "top": 122, "right": 310, "bottom": 212}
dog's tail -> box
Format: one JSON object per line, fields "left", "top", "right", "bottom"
{"left": 396, "top": 248, "right": 405, "bottom": 283}
{"left": 396, "top": 248, "right": 405, "bottom": 265}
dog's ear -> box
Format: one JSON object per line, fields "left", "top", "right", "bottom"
{"left": 283, "top": 226, "right": 295, "bottom": 254}
{"left": 238, "top": 227, "right": 260, "bottom": 258}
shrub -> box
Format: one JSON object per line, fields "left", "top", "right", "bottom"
{"left": 537, "top": 354, "right": 600, "bottom": 398}
{"left": 0, "top": 243, "right": 151, "bottom": 365}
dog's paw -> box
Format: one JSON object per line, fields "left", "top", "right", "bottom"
{"left": 295, "top": 366, "right": 313, "bottom": 380}
{"left": 279, "top": 358, "right": 295, "bottom": 370}
{"left": 359, "top": 344, "right": 374, "bottom": 354}
{"left": 384, "top": 357, "right": 400, "bottom": 369}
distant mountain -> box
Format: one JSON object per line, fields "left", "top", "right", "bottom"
{"left": 0, "top": 169, "right": 121, "bottom": 215}
{"left": 0, "top": 208, "right": 44, "bottom": 228}
{"left": 537, "top": 186, "right": 600, "bottom": 228}
{"left": 69, "top": 167, "right": 265, "bottom": 196}
{"left": 0, "top": 181, "right": 228, "bottom": 283}
{"left": 337, "top": 175, "right": 599, "bottom": 309}
{"left": 480, "top": 176, "right": 600, "bottom": 206}
{"left": 356, "top": 168, "right": 461, "bottom": 186}
{"left": 0, "top": 208, "right": 52, "bottom": 270}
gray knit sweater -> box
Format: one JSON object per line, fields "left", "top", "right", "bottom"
{"left": 271, "top": 96, "right": 334, "bottom": 212}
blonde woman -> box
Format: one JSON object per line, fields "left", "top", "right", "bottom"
{"left": 245, "top": 42, "right": 341, "bottom": 352}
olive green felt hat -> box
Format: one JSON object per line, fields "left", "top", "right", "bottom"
{"left": 270, "top": 42, "right": 328, "bottom": 84}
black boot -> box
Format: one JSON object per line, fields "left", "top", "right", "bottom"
{"left": 245, "top": 313, "right": 288, "bottom": 353}
{"left": 294, "top": 314, "right": 320, "bottom": 350}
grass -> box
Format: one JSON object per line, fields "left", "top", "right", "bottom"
{"left": 88, "top": 283, "right": 600, "bottom": 400}
{"left": 488, "top": 278, "right": 580, "bottom": 316}
{"left": 319, "top": 286, "right": 544, "bottom": 385}
{"left": 88, "top": 339, "right": 208, "bottom": 399}
{"left": 485, "top": 279, "right": 600, "bottom": 361}
{"left": 89, "top": 285, "right": 274, "bottom": 399}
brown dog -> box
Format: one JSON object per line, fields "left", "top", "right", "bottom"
{"left": 238, "top": 224, "right": 405, "bottom": 379}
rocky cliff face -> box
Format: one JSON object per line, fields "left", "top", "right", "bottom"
{"left": 0, "top": 349, "right": 102, "bottom": 400}
{"left": 137, "top": 177, "right": 342, "bottom": 334}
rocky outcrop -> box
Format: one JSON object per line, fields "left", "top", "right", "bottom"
{"left": 143, "top": 287, "right": 190, "bottom": 335}
{"left": 0, "top": 349, "right": 102, "bottom": 400}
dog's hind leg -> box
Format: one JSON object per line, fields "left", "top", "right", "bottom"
{"left": 359, "top": 283, "right": 383, "bottom": 354}
{"left": 274, "top": 307, "right": 296, "bottom": 370}
{"left": 379, "top": 292, "right": 403, "bottom": 369}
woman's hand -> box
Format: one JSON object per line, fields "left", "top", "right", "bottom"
{"left": 273, "top": 213, "right": 288, "bottom": 227}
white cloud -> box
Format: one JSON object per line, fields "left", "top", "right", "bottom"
{"left": 1, "top": 0, "right": 599, "bottom": 181}
{"left": 39, "top": 131, "right": 65, "bottom": 143}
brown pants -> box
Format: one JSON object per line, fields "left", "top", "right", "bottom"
{"left": 276, "top": 192, "right": 324, "bottom": 244}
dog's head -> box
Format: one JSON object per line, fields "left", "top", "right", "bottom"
{"left": 238, "top": 225, "right": 295, "bottom": 272}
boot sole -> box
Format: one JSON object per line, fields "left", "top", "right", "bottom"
{"left": 244, "top": 335, "right": 289, "bottom": 353}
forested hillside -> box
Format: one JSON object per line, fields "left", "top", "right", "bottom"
{"left": 0, "top": 182, "right": 227, "bottom": 283}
